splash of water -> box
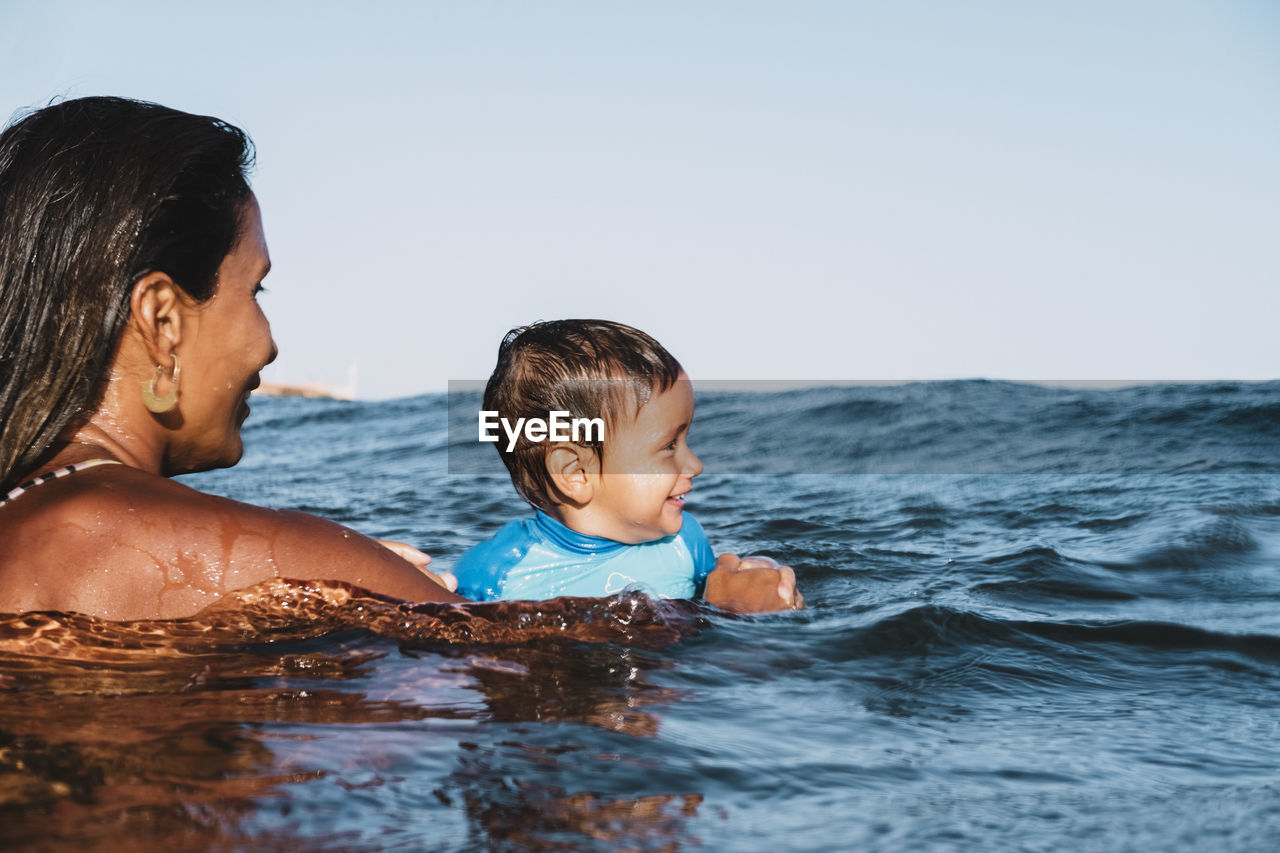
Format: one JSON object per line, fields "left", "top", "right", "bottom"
{"left": 0, "top": 578, "right": 704, "bottom": 664}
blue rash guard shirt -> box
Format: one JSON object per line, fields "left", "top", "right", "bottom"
{"left": 452, "top": 510, "right": 717, "bottom": 602}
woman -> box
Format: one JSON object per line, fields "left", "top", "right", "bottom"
{"left": 0, "top": 96, "right": 470, "bottom": 618}
{"left": 0, "top": 97, "right": 799, "bottom": 620}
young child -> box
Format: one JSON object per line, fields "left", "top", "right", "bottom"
{"left": 452, "top": 319, "right": 802, "bottom": 612}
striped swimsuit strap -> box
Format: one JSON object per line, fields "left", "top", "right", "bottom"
{"left": 1, "top": 458, "right": 125, "bottom": 508}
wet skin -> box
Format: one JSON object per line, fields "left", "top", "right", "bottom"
{"left": 158, "top": 195, "right": 278, "bottom": 473}
{"left": 567, "top": 375, "right": 703, "bottom": 544}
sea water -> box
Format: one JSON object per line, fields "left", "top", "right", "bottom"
{"left": 2, "top": 381, "right": 1278, "bottom": 851}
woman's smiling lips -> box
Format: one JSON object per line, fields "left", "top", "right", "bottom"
{"left": 239, "top": 375, "right": 262, "bottom": 419}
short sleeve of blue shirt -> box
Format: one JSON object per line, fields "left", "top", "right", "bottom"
{"left": 676, "top": 512, "right": 716, "bottom": 588}
{"left": 452, "top": 518, "right": 535, "bottom": 601}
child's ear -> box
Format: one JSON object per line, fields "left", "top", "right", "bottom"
{"left": 546, "top": 445, "right": 594, "bottom": 505}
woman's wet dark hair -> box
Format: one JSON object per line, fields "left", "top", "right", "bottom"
{"left": 0, "top": 96, "right": 255, "bottom": 491}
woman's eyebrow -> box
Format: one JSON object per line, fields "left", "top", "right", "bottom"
{"left": 257, "top": 260, "right": 272, "bottom": 280}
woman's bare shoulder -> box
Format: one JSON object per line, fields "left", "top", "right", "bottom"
{"left": 0, "top": 466, "right": 268, "bottom": 616}
{"left": 0, "top": 465, "right": 457, "bottom": 619}
{"left": 3, "top": 464, "right": 289, "bottom": 546}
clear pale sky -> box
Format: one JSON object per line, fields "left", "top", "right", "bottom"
{"left": 2, "top": 1, "right": 1277, "bottom": 398}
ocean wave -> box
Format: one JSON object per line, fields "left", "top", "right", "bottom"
{"left": 801, "top": 604, "right": 1280, "bottom": 670}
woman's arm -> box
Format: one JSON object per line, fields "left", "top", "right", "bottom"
{"left": 254, "top": 507, "right": 465, "bottom": 602}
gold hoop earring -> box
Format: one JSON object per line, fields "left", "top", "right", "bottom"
{"left": 142, "top": 354, "right": 181, "bottom": 414}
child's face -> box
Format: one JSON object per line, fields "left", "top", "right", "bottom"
{"left": 588, "top": 374, "right": 702, "bottom": 544}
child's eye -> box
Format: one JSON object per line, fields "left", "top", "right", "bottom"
{"left": 664, "top": 439, "right": 678, "bottom": 451}
{"left": 253, "top": 283, "right": 269, "bottom": 299}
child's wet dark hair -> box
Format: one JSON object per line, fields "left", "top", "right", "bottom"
{"left": 483, "top": 319, "right": 683, "bottom": 510}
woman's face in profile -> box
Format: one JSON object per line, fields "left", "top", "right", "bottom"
{"left": 168, "top": 195, "right": 278, "bottom": 473}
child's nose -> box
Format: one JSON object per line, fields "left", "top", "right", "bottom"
{"left": 683, "top": 446, "right": 703, "bottom": 478}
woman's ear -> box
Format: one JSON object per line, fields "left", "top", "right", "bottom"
{"left": 128, "top": 272, "right": 187, "bottom": 364}
{"left": 546, "top": 445, "right": 594, "bottom": 505}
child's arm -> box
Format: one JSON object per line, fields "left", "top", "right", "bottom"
{"left": 682, "top": 515, "right": 804, "bottom": 613}
{"left": 704, "top": 553, "right": 805, "bottom": 613}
